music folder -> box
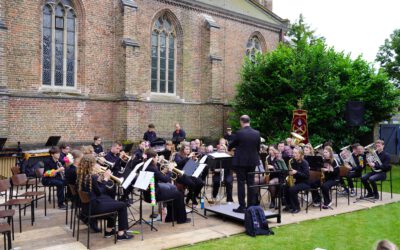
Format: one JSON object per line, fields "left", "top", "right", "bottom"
{"left": 133, "top": 171, "right": 154, "bottom": 191}
{"left": 183, "top": 159, "right": 198, "bottom": 176}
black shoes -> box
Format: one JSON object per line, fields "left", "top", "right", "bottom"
{"left": 374, "top": 194, "right": 379, "bottom": 200}
{"left": 177, "top": 218, "right": 191, "bottom": 224}
{"left": 233, "top": 206, "right": 246, "bottom": 213}
{"left": 104, "top": 229, "right": 116, "bottom": 238}
{"left": 58, "top": 204, "right": 67, "bottom": 210}
{"left": 117, "top": 233, "right": 133, "bottom": 241}
{"left": 283, "top": 207, "right": 291, "bottom": 212}
{"left": 366, "top": 193, "right": 374, "bottom": 198}
{"left": 291, "top": 209, "right": 300, "bottom": 214}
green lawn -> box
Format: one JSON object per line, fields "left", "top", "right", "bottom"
{"left": 177, "top": 166, "right": 400, "bottom": 250}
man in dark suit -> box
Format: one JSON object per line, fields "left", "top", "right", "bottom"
{"left": 228, "top": 115, "right": 260, "bottom": 213}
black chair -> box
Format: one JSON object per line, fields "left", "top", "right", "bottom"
{"left": 376, "top": 168, "right": 393, "bottom": 200}
{"left": 76, "top": 191, "right": 117, "bottom": 249}
{"left": 302, "top": 170, "right": 322, "bottom": 213}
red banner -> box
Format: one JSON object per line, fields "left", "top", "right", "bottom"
{"left": 291, "top": 109, "right": 309, "bottom": 144}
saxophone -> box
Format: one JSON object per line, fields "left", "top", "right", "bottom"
{"left": 286, "top": 159, "right": 295, "bottom": 187}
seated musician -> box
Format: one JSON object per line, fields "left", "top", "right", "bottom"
{"left": 211, "top": 138, "right": 234, "bottom": 204}
{"left": 173, "top": 144, "right": 204, "bottom": 205}
{"left": 143, "top": 123, "right": 157, "bottom": 143}
{"left": 304, "top": 144, "right": 314, "bottom": 156}
{"left": 144, "top": 149, "right": 190, "bottom": 224}
{"left": 65, "top": 150, "right": 83, "bottom": 187}
{"left": 341, "top": 143, "right": 362, "bottom": 196}
{"left": 104, "top": 142, "right": 124, "bottom": 175}
{"left": 284, "top": 147, "right": 310, "bottom": 214}
{"left": 172, "top": 123, "right": 186, "bottom": 147}
{"left": 77, "top": 154, "right": 133, "bottom": 240}
{"left": 311, "top": 146, "right": 339, "bottom": 209}
{"left": 362, "top": 139, "right": 391, "bottom": 200}
{"left": 133, "top": 140, "right": 148, "bottom": 162}
{"left": 42, "top": 147, "right": 66, "bottom": 210}
{"left": 264, "top": 145, "right": 282, "bottom": 209}
{"left": 92, "top": 136, "right": 104, "bottom": 155}
{"left": 59, "top": 143, "right": 71, "bottom": 166}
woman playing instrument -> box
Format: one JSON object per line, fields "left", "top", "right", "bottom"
{"left": 312, "top": 146, "right": 339, "bottom": 209}
{"left": 144, "top": 149, "right": 190, "bottom": 224}
{"left": 174, "top": 145, "right": 204, "bottom": 205}
{"left": 77, "top": 154, "right": 133, "bottom": 240}
{"left": 283, "top": 147, "right": 310, "bottom": 214}
{"left": 264, "top": 145, "right": 282, "bottom": 209}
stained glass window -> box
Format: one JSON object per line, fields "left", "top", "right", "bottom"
{"left": 42, "top": 1, "right": 76, "bottom": 87}
{"left": 151, "top": 14, "right": 176, "bottom": 94}
{"left": 246, "top": 36, "right": 262, "bottom": 62}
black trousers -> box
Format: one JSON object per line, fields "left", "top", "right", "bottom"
{"left": 157, "top": 184, "right": 187, "bottom": 223}
{"left": 212, "top": 170, "right": 233, "bottom": 202}
{"left": 346, "top": 171, "right": 361, "bottom": 189}
{"left": 42, "top": 177, "right": 65, "bottom": 206}
{"left": 90, "top": 195, "right": 128, "bottom": 231}
{"left": 362, "top": 172, "right": 386, "bottom": 195}
{"left": 285, "top": 182, "right": 310, "bottom": 210}
{"left": 236, "top": 166, "right": 256, "bottom": 208}
{"left": 310, "top": 180, "right": 337, "bottom": 206}
{"left": 176, "top": 175, "right": 203, "bottom": 204}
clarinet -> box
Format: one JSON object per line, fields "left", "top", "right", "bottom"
{"left": 56, "top": 161, "right": 65, "bottom": 180}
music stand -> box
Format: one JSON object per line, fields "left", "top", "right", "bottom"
{"left": 0, "top": 138, "right": 6, "bottom": 151}
{"left": 45, "top": 136, "right": 61, "bottom": 147}
{"left": 131, "top": 171, "right": 157, "bottom": 240}
{"left": 305, "top": 156, "right": 323, "bottom": 171}
{"left": 207, "top": 152, "right": 232, "bottom": 204}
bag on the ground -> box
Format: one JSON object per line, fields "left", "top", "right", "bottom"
{"left": 244, "top": 206, "right": 274, "bottom": 237}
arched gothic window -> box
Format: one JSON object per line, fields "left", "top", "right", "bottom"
{"left": 151, "top": 14, "right": 176, "bottom": 94}
{"left": 42, "top": 0, "right": 76, "bottom": 87}
{"left": 245, "top": 36, "right": 262, "bottom": 62}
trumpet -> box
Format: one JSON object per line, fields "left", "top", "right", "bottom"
{"left": 94, "top": 166, "right": 124, "bottom": 188}
{"left": 96, "top": 157, "right": 115, "bottom": 169}
{"left": 119, "top": 151, "right": 133, "bottom": 163}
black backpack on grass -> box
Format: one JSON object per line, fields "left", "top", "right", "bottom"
{"left": 244, "top": 206, "right": 274, "bottom": 237}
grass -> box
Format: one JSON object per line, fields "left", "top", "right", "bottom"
{"left": 176, "top": 166, "right": 400, "bottom": 250}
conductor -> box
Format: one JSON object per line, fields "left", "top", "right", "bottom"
{"left": 229, "top": 115, "right": 260, "bottom": 213}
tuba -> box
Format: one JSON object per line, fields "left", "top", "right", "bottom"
{"left": 291, "top": 132, "right": 305, "bottom": 146}
{"left": 365, "top": 143, "right": 382, "bottom": 172}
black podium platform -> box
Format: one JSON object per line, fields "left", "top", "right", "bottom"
{"left": 204, "top": 203, "right": 281, "bottom": 223}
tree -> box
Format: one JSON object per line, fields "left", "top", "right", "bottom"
{"left": 230, "top": 16, "right": 400, "bottom": 147}
{"left": 376, "top": 29, "right": 400, "bottom": 88}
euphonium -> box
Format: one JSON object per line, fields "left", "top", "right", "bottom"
{"left": 365, "top": 143, "right": 382, "bottom": 172}
{"left": 286, "top": 159, "right": 295, "bottom": 187}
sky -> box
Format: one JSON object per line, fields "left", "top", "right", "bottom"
{"left": 273, "top": 0, "right": 400, "bottom": 66}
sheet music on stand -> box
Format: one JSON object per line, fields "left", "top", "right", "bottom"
{"left": 134, "top": 171, "right": 154, "bottom": 191}
{"left": 193, "top": 163, "right": 207, "bottom": 178}
{"left": 122, "top": 162, "right": 144, "bottom": 189}
{"left": 142, "top": 158, "right": 153, "bottom": 171}
{"left": 208, "top": 152, "right": 232, "bottom": 159}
